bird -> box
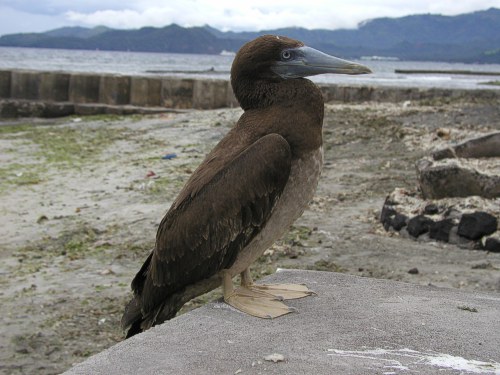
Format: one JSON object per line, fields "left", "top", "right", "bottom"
{"left": 122, "top": 35, "right": 371, "bottom": 338}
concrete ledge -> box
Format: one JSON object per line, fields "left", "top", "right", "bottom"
{"left": 193, "top": 79, "right": 231, "bottom": 109}
{"left": 99, "top": 75, "right": 131, "bottom": 105}
{"left": 65, "top": 270, "right": 500, "bottom": 374}
{"left": 161, "top": 78, "right": 195, "bottom": 108}
{"left": 68, "top": 73, "right": 101, "bottom": 103}
{"left": 319, "top": 84, "right": 500, "bottom": 103}
{"left": 39, "top": 71, "right": 70, "bottom": 102}
{"left": 11, "top": 70, "right": 41, "bottom": 100}
{"left": 0, "top": 99, "right": 188, "bottom": 118}
{"left": 130, "top": 77, "right": 162, "bottom": 107}
{"left": 0, "top": 70, "right": 12, "bottom": 98}
{"left": 1, "top": 69, "right": 500, "bottom": 118}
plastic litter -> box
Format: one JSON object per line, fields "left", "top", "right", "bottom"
{"left": 162, "top": 153, "right": 177, "bottom": 160}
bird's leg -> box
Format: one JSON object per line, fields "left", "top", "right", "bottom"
{"left": 222, "top": 270, "right": 294, "bottom": 319}
{"left": 241, "top": 268, "right": 316, "bottom": 300}
{"left": 240, "top": 268, "right": 257, "bottom": 287}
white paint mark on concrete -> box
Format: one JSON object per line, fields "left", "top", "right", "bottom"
{"left": 327, "top": 348, "right": 500, "bottom": 374}
{"left": 264, "top": 353, "right": 285, "bottom": 363}
{"left": 425, "top": 353, "right": 500, "bottom": 374}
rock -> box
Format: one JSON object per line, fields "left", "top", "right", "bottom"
{"left": 381, "top": 187, "right": 499, "bottom": 249}
{"left": 391, "top": 213, "right": 408, "bottom": 231}
{"left": 424, "top": 204, "right": 439, "bottom": 215}
{"left": 432, "top": 132, "right": 500, "bottom": 160}
{"left": 483, "top": 237, "right": 500, "bottom": 253}
{"left": 429, "top": 219, "right": 455, "bottom": 242}
{"left": 432, "top": 148, "right": 455, "bottom": 161}
{"left": 36, "top": 215, "right": 49, "bottom": 224}
{"left": 457, "top": 212, "right": 498, "bottom": 240}
{"left": 416, "top": 158, "right": 500, "bottom": 199}
{"left": 408, "top": 267, "right": 419, "bottom": 274}
{"left": 380, "top": 202, "right": 408, "bottom": 231}
{"left": 380, "top": 203, "right": 396, "bottom": 231}
{"left": 435, "top": 128, "right": 451, "bottom": 140}
{"left": 471, "top": 261, "right": 495, "bottom": 269}
{"left": 407, "top": 215, "right": 434, "bottom": 238}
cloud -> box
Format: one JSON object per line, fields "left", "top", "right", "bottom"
{"left": 64, "top": 1, "right": 380, "bottom": 31}
{"left": 1, "top": 0, "right": 499, "bottom": 36}
{"left": 64, "top": 0, "right": 500, "bottom": 31}
{"left": 1, "top": 0, "right": 133, "bottom": 15}
{"left": 0, "top": 6, "right": 72, "bottom": 35}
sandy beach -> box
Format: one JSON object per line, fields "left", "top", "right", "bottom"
{"left": 1, "top": 97, "right": 499, "bottom": 374}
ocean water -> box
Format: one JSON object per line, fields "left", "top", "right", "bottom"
{"left": 1, "top": 46, "right": 500, "bottom": 90}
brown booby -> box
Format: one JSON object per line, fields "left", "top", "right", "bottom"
{"left": 122, "top": 35, "right": 371, "bottom": 338}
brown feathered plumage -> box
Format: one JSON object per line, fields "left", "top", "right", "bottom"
{"left": 122, "top": 35, "right": 370, "bottom": 337}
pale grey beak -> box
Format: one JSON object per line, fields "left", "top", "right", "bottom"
{"left": 271, "top": 45, "right": 372, "bottom": 79}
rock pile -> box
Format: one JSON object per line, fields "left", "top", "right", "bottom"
{"left": 381, "top": 132, "right": 500, "bottom": 252}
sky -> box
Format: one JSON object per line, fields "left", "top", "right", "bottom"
{"left": 0, "top": 0, "right": 499, "bottom": 36}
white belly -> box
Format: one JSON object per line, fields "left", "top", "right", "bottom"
{"left": 228, "top": 146, "right": 323, "bottom": 276}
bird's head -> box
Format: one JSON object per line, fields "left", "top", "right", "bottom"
{"left": 231, "top": 34, "right": 371, "bottom": 83}
{"left": 230, "top": 35, "right": 371, "bottom": 109}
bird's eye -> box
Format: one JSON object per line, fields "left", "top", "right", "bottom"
{"left": 281, "top": 50, "right": 292, "bottom": 60}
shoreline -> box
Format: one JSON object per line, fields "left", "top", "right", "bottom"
{"left": 395, "top": 68, "right": 500, "bottom": 76}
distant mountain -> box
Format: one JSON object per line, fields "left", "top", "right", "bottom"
{"left": 1, "top": 8, "right": 499, "bottom": 63}
{"left": 43, "top": 26, "right": 111, "bottom": 39}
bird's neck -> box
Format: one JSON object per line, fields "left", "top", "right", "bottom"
{"left": 231, "top": 77, "right": 323, "bottom": 112}
{"left": 232, "top": 78, "right": 325, "bottom": 157}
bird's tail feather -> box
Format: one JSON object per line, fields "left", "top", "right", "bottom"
{"left": 121, "top": 296, "right": 142, "bottom": 335}
{"left": 122, "top": 250, "right": 222, "bottom": 338}
{"left": 122, "top": 289, "right": 187, "bottom": 339}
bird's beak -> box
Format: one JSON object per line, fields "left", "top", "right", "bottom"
{"left": 272, "top": 46, "right": 371, "bottom": 79}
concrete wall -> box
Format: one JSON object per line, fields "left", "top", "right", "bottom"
{"left": 68, "top": 73, "right": 100, "bottom": 103}
{"left": 0, "top": 70, "right": 11, "bottom": 98}
{"left": 1, "top": 69, "right": 499, "bottom": 118}
{"left": 318, "top": 84, "right": 500, "bottom": 103}
{"left": 0, "top": 69, "right": 237, "bottom": 111}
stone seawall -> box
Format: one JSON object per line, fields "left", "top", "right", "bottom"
{"left": 1, "top": 69, "right": 499, "bottom": 117}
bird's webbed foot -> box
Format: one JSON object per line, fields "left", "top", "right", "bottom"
{"left": 222, "top": 271, "right": 294, "bottom": 319}
{"left": 240, "top": 268, "right": 316, "bottom": 300}
{"left": 246, "top": 283, "right": 316, "bottom": 300}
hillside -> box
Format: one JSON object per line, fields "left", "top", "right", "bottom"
{"left": 0, "top": 8, "right": 499, "bottom": 62}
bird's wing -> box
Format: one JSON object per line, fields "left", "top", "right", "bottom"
{"left": 139, "top": 133, "right": 292, "bottom": 313}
